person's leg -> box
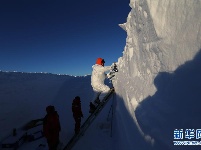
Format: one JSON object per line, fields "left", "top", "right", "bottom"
{"left": 92, "top": 91, "right": 101, "bottom": 102}
{"left": 47, "top": 138, "right": 58, "bottom": 150}
{"left": 99, "top": 85, "right": 110, "bottom": 101}
{"left": 89, "top": 90, "right": 100, "bottom": 113}
{"left": 74, "top": 117, "right": 81, "bottom": 134}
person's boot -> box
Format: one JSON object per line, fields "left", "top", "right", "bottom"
{"left": 94, "top": 98, "right": 100, "bottom": 104}
{"left": 89, "top": 102, "right": 96, "bottom": 113}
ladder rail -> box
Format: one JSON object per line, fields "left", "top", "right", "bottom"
{"left": 80, "top": 89, "right": 114, "bottom": 133}
{"left": 63, "top": 88, "right": 114, "bottom": 150}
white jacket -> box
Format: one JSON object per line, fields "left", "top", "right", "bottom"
{"left": 91, "top": 64, "right": 111, "bottom": 92}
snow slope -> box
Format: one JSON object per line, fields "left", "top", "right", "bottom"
{"left": 0, "top": 0, "right": 201, "bottom": 150}
{"left": 0, "top": 72, "right": 94, "bottom": 149}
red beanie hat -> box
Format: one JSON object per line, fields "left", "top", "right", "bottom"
{"left": 96, "top": 58, "right": 105, "bottom": 65}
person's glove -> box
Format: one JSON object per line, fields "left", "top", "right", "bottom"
{"left": 111, "top": 63, "right": 118, "bottom": 72}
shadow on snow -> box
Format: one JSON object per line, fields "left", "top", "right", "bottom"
{"left": 135, "top": 49, "right": 201, "bottom": 150}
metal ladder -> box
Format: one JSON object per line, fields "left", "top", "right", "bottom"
{"left": 63, "top": 88, "right": 115, "bottom": 150}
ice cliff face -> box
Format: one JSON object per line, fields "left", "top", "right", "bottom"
{"left": 113, "top": 0, "right": 201, "bottom": 148}
{"left": 114, "top": 0, "right": 201, "bottom": 109}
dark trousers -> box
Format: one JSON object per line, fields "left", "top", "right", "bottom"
{"left": 47, "top": 137, "right": 59, "bottom": 150}
{"left": 73, "top": 116, "right": 81, "bottom": 134}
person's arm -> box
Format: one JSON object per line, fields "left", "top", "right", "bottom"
{"left": 99, "top": 65, "right": 111, "bottom": 72}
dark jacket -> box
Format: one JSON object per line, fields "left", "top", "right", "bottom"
{"left": 43, "top": 106, "right": 61, "bottom": 141}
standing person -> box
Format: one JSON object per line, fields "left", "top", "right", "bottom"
{"left": 43, "top": 105, "right": 61, "bottom": 150}
{"left": 90, "top": 58, "right": 114, "bottom": 113}
{"left": 72, "top": 96, "right": 83, "bottom": 134}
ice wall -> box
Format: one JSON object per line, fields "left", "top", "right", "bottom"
{"left": 115, "top": 0, "right": 201, "bottom": 105}
{"left": 113, "top": 0, "right": 201, "bottom": 148}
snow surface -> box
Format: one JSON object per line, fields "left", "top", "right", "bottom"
{"left": 1, "top": 0, "right": 201, "bottom": 150}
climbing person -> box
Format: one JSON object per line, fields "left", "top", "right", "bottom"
{"left": 72, "top": 96, "right": 83, "bottom": 134}
{"left": 89, "top": 57, "right": 115, "bottom": 113}
{"left": 43, "top": 105, "right": 61, "bottom": 150}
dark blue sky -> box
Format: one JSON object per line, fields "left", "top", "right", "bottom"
{"left": 0, "top": 0, "right": 130, "bottom": 75}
